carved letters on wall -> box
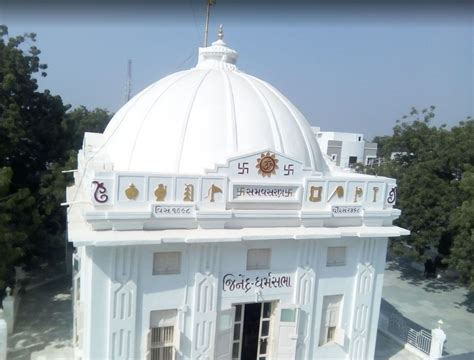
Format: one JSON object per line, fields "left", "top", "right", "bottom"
{"left": 222, "top": 272, "right": 291, "bottom": 293}
{"left": 92, "top": 181, "right": 109, "bottom": 203}
{"left": 386, "top": 186, "right": 397, "bottom": 205}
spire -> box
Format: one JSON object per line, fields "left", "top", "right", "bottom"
{"left": 217, "top": 24, "right": 224, "bottom": 40}
{"left": 197, "top": 25, "right": 239, "bottom": 70}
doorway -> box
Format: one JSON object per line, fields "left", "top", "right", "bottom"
{"left": 232, "top": 302, "right": 274, "bottom": 360}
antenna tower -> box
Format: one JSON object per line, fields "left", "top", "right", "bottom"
{"left": 203, "top": 0, "right": 216, "bottom": 47}
{"left": 126, "top": 59, "right": 132, "bottom": 102}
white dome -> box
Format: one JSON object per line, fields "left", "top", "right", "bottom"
{"left": 100, "top": 32, "right": 328, "bottom": 175}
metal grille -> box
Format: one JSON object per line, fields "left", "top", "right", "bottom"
{"left": 408, "top": 329, "right": 432, "bottom": 354}
{"left": 381, "top": 299, "right": 432, "bottom": 355}
{"left": 150, "top": 326, "right": 174, "bottom": 360}
{"left": 151, "top": 347, "right": 173, "bottom": 360}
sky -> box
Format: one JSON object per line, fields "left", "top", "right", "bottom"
{"left": 1, "top": 1, "right": 473, "bottom": 140}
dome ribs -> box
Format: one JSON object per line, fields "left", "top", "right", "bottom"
{"left": 126, "top": 71, "right": 192, "bottom": 171}
{"left": 233, "top": 71, "right": 284, "bottom": 154}
{"left": 176, "top": 69, "right": 213, "bottom": 173}
{"left": 221, "top": 69, "right": 238, "bottom": 153}
{"left": 98, "top": 40, "right": 329, "bottom": 174}
{"left": 248, "top": 74, "right": 318, "bottom": 171}
{"left": 90, "top": 77, "right": 169, "bottom": 168}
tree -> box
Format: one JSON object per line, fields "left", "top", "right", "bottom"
{"left": 0, "top": 25, "right": 111, "bottom": 288}
{"left": 363, "top": 107, "right": 474, "bottom": 288}
{"left": 0, "top": 167, "right": 24, "bottom": 290}
{"left": 62, "top": 106, "right": 110, "bottom": 151}
{"left": 0, "top": 25, "right": 67, "bottom": 284}
{"left": 0, "top": 25, "right": 68, "bottom": 191}
{"left": 449, "top": 167, "right": 474, "bottom": 289}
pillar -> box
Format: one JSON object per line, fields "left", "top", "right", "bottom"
{"left": 0, "top": 309, "right": 7, "bottom": 360}
{"left": 429, "top": 326, "right": 446, "bottom": 359}
{"left": 1, "top": 288, "right": 14, "bottom": 334}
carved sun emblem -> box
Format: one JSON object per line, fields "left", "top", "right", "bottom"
{"left": 256, "top": 152, "right": 279, "bottom": 177}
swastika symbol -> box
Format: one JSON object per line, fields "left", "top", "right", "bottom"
{"left": 238, "top": 162, "right": 249, "bottom": 174}
{"left": 284, "top": 164, "right": 294, "bottom": 176}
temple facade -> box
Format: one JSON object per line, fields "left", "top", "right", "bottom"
{"left": 66, "top": 28, "right": 408, "bottom": 360}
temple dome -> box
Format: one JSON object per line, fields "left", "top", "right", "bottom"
{"left": 99, "top": 28, "right": 328, "bottom": 174}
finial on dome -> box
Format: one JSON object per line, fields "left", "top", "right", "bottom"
{"left": 197, "top": 23, "right": 238, "bottom": 70}
{"left": 218, "top": 24, "right": 224, "bottom": 40}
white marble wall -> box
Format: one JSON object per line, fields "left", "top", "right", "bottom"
{"left": 76, "top": 236, "right": 390, "bottom": 360}
{"left": 0, "top": 311, "right": 7, "bottom": 360}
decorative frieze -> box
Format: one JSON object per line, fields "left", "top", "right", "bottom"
{"left": 87, "top": 151, "right": 399, "bottom": 227}
{"left": 90, "top": 174, "right": 396, "bottom": 208}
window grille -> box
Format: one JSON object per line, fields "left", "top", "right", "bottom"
{"left": 150, "top": 326, "right": 174, "bottom": 360}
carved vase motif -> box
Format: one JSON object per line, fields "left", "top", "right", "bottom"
{"left": 125, "top": 183, "right": 139, "bottom": 200}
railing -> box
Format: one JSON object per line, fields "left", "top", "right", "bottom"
{"left": 380, "top": 299, "right": 433, "bottom": 356}
{"left": 408, "top": 328, "right": 432, "bottom": 355}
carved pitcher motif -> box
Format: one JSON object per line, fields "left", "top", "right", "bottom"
{"left": 154, "top": 184, "right": 167, "bottom": 201}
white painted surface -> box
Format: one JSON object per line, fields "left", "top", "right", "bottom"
{"left": 1, "top": 293, "right": 13, "bottom": 335}
{"left": 430, "top": 328, "right": 446, "bottom": 359}
{"left": 313, "top": 128, "right": 367, "bottom": 168}
{"left": 0, "top": 312, "right": 6, "bottom": 360}
{"left": 67, "top": 30, "right": 408, "bottom": 360}
{"left": 73, "top": 237, "right": 393, "bottom": 359}
{"left": 95, "top": 37, "right": 328, "bottom": 175}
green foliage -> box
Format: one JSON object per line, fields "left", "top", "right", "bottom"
{"left": 0, "top": 26, "right": 111, "bottom": 288}
{"left": 63, "top": 106, "right": 110, "bottom": 151}
{"left": 0, "top": 26, "right": 67, "bottom": 191}
{"left": 364, "top": 107, "right": 474, "bottom": 288}
{"left": 449, "top": 168, "right": 474, "bottom": 290}
{"left": 0, "top": 167, "right": 33, "bottom": 289}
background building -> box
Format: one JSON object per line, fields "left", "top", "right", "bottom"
{"left": 313, "top": 127, "right": 378, "bottom": 168}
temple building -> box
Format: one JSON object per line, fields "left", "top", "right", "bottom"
{"left": 66, "top": 27, "right": 408, "bottom": 360}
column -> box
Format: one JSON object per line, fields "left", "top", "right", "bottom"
{"left": 1, "top": 288, "right": 14, "bottom": 334}
{"left": 0, "top": 310, "right": 7, "bottom": 360}
{"left": 429, "top": 323, "right": 446, "bottom": 359}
